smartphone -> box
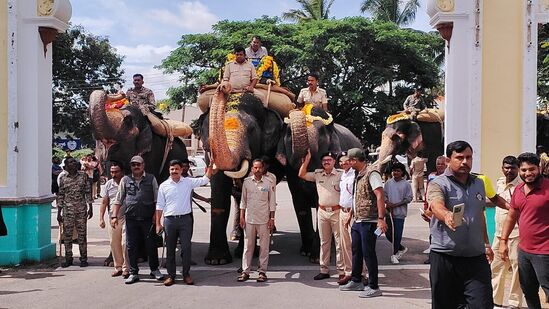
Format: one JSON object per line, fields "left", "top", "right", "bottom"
{"left": 374, "top": 227, "right": 383, "bottom": 237}
{"left": 452, "top": 203, "right": 465, "bottom": 227}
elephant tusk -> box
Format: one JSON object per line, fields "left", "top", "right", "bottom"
{"left": 223, "top": 159, "right": 250, "bottom": 179}
{"left": 380, "top": 155, "right": 393, "bottom": 165}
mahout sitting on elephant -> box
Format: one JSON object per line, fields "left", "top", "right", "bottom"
{"left": 276, "top": 105, "right": 362, "bottom": 259}
{"left": 89, "top": 90, "right": 191, "bottom": 181}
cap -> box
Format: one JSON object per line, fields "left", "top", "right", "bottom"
{"left": 347, "top": 148, "right": 366, "bottom": 161}
{"left": 321, "top": 152, "right": 336, "bottom": 160}
{"left": 130, "top": 155, "right": 144, "bottom": 164}
{"left": 338, "top": 151, "right": 349, "bottom": 162}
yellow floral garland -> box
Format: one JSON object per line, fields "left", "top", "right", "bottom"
{"left": 256, "top": 56, "right": 281, "bottom": 86}
{"left": 386, "top": 112, "right": 410, "bottom": 125}
{"left": 283, "top": 103, "right": 333, "bottom": 126}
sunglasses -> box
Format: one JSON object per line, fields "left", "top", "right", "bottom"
{"left": 131, "top": 162, "right": 142, "bottom": 167}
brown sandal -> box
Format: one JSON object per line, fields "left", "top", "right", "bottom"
{"left": 257, "top": 272, "right": 267, "bottom": 282}
{"left": 237, "top": 273, "right": 250, "bottom": 282}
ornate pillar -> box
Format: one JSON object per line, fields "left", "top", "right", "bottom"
{"left": 427, "top": 0, "right": 539, "bottom": 180}
{"left": 0, "top": 0, "right": 71, "bottom": 265}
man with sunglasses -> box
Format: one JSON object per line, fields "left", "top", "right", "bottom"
{"left": 337, "top": 152, "right": 356, "bottom": 285}
{"left": 111, "top": 156, "right": 164, "bottom": 284}
{"left": 299, "top": 150, "right": 344, "bottom": 281}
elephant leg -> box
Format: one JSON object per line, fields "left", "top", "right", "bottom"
{"left": 205, "top": 173, "right": 233, "bottom": 265}
{"left": 286, "top": 170, "right": 316, "bottom": 258}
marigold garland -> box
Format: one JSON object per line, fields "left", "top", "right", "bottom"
{"left": 256, "top": 56, "right": 281, "bottom": 86}
{"left": 105, "top": 98, "right": 129, "bottom": 110}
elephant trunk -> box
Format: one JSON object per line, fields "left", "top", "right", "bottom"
{"left": 89, "top": 90, "right": 114, "bottom": 140}
{"left": 208, "top": 91, "right": 245, "bottom": 171}
{"left": 289, "top": 110, "right": 309, "bottom": 160}
{"left": 373, "top": 126, "right": 398, "bottom": 172}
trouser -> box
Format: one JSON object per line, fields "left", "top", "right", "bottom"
{"left": 242, "top": 223, "right": 271, "bottom": 274}
{"left": 430, "top": 251, "right": 493, "bottom": 309}
{"left": 385, "top": 217, "right": 405, "bottom": 255}
{"left": 351, "top": 222, "right": 379, "bottom": 289}
{"left": 491, "top": 236, "right": 522, "bottom": 307}
{"left": 164, "top": 214, "right": 193, "bottom": 278}
{"left": 318, "top": 208, "right": 343, "bottom": 275}
{"left": 338, "top": 210, "right": 353, "bottom": 276}
{"left": 63, "top": 208, "right": 88, "bottom": 261}
{"left": 108, "top": 217, "right": 128, "bottom": 273}
{"left": 125, "top": 218, "right": 159, "bottom": 275}
{"left": 518, "top": 249, "right": 549, "bottom": 309}
{"left": 411, "top": 175, "right": 424, "bottom": 201}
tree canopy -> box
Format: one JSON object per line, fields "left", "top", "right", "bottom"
{"left": 282, "top": 0, "right": 335, "bottom": 23}
{"left": 361, "top": 0, "right": 420, "bottom": 26}
{"left": 52, "top": 25, "right": 124, "bottom": 146}
{"left": 160, "top": 16, "right": 444, "bottom": 145}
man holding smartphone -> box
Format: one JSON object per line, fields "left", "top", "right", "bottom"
{"left": 426, "top": 141, "right": 494, "bottom": 309}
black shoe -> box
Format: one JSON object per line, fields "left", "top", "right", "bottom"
{"left": 313, "top": 273, "right": 330, "bottom": 280}
{"left": 61, "top": 258, "right": 73, "bottom": 268}
{"left": 80, "top": 261, "right": 89, "bottom": 267}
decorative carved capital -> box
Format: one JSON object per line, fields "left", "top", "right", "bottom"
{"left": 437, "top": 22, "right": 453, "bottom": 47}
{"left": 37, "top": 0, "right": 55, "bottom": 16}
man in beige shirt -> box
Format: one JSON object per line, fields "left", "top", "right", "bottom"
{"left": 297, "top": 73, "right": 328, "bottom": 111}
{"left": 299, "top": 150, "right": 344, "bottom": 281}
{"left": 410, "top": 156, "right": 427, "bottom": 201}
{"left": 222, "top": 47, "right": 258, "bottom": 93}
{"left": 491, "top": 156, "right": 523, "bottom": 308}
{"left": 238, "top": 159, "right": 276, "bottom": 283}
{"left": 126, "top": 73, "right": 156, "bottom": 112}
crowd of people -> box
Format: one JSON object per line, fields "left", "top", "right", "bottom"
{"left": 47, "top": 36, "right": 549, "bottom": 307}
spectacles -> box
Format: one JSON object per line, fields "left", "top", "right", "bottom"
{"left": 131, "top": 162, "right": 142, "bottom": 167}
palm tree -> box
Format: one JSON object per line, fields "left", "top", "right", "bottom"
{"left": 282, "top": 0, "right": 335, "bottom": 23}
{"left": 360, "top": 0, "right": 420, "bottom": 26}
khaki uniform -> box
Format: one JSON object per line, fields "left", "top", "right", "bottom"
{"left": 297, "top": 87, "right": 328, "bottom": 110}
{"left": 58, "top": 171, "right": 92, "bottom": 261}
{"left": 126, "top": 86, "right": 156, "bottom": 111}
{"left": 303, "top": 169, "right": 343, "bottom": 275}
{"left": 240, "top": 175, "right": 276, "bottom": 274}
{"left": 102, "top": 178, "right": 128, "bottom": 273}
{"left": 410, "top": 157, "right": 427, "bottom": 201}
{"left": 491, "top": 176, "right": 523, "bottom": 308}
{"left": 222, "top": 60, "right": 258, "bottom": 92}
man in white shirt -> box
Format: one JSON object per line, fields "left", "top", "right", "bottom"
{"left": 337, "top": 152, "right": 355, "bottom": 285}
{"left": 155, "top": 159, "right": 213, "bottom": 286}
{"left": 245, "top": 35, "right": 268, "bottom": 68}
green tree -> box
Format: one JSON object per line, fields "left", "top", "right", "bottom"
{"left": 52, "top": 25, "right": 124, "bottom": 146}
{"left": 282, "top": 0, "right": 335, "bottom": 22}
{"left": 160, "top": 17, "right": 443, "bottom": 145}
{"left": 360, "top": 0, "right": 420, "bottom": 26}
{"left": 538, "top": 24, "right": 549, "bottom": 110}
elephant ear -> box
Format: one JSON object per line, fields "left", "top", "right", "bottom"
{"left": 135, "top": 123, "right": 153, "bottom": 155}
{"left": 262, "top": 109, "right": 283, "bottom": 155}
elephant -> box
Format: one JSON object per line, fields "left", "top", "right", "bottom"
{"left": 376, "top": 114, "right": 444, "bottom": 175}
{"left": 194, "top": 90, "right": 284, "bottom": 265}
{"left": 275, "top": 106, "right": 362, "bottom": 258}
{"left": 89, "top": 90, "right": 190, "bottom": 181}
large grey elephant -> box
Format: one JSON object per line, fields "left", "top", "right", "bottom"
{"left": 89, "top": 90, "right": 189, "bottom": 180}
{"left": 276, "top": 107, "right": 362, "bottom": 259}
{"left": 376, "top": 115, "right": 444, "bottom": 174}
{"left": 194, "top": 91, "right": 284, "bottom": 265}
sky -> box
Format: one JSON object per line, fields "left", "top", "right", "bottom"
{"left": 69, "top": 0, "right": 432, "bottom": 99}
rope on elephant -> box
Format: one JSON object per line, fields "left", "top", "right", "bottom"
{"left": 158, "top": 118, "right": 174, "bottom": 174}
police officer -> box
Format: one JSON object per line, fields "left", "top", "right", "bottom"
{"left": 57, "top": 157, "right": 93, "bottom": 267}
{"left": 299, "top": 150, "right": 344, "bottom": 281}
{"left": 111, "top": 156, "right": 164, "bottom": 284}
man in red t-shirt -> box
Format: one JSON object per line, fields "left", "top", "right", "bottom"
{"left": 499, "top": 152, "right": 549, "bottom": 309}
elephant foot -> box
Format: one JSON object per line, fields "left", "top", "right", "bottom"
{"left": 204, "top": 249, "right": 233, "bottom": 265}
{"left": 299, "top": 244, "right": 312, "bottom": 257}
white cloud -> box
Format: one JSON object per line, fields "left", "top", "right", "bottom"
{"left": 114, "top": 44, "right": 180, "bottom": 100}
{"left": 150, "top": 1, "right": 219, "bottom": 33}
{"left": 70, "top": 17, "right": 116, "bottom": 35}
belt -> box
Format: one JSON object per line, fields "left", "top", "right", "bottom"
{"left": 165, "top": 213, "right": 191, "bottom": 218}
{"left": 318, "top": 205, "right": 341, "bottom": 212}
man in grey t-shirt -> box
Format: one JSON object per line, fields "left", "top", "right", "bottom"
{"left": 426, "top": 141, "right": 493, "bottom": 309}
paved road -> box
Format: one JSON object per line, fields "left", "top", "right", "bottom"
{"left": 1, "top": 181, "right": 435, "bottom": 308}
